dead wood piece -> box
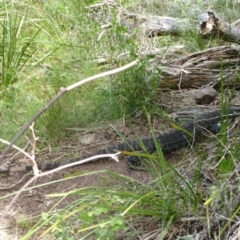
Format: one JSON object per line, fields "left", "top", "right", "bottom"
{"left": 199, "top": 10, "right": 240, "bottom": 43}
{"left": 199, "top": 10, "right": 220, "bottom": 35}
{"left": 142, "top": 16, "right": 193, "bottom": 37}
{"left": 158, "top": 67, "right": 238, "bottom": 89}
{"left": 173, "top": 45, "right": 240, "bottom": 67}
{"left": 118, "top": 9, "right": 195, "bottom": 38}
{"left": 156, "top": 45, "right": 240, "bottom": 89}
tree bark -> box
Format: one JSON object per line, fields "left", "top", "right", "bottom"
{"left": 135, "top": 10, "right": 240, "bottom": 42}
{"left": 157, "top": 45, "right": 240, "bottom": 89}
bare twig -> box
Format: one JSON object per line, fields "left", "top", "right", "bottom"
{"left": 28, "top": 123, "right": 40, "bottom": 176}
{"left": 0, "top": 59, "right": 139, "bottom": 163}
{"left": 0, "top": 138, "right": 34, "bottom": 162}
{"left": 0, "top": 124, "right": 41, "bottom": 176}
{"left": 8, "top": 140, "right": 30, "bottom": 163}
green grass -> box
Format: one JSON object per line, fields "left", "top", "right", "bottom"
{"left": 18, "top": 124, "right": 240, "bottom": 239}
{"left": 18, "top": 168, "right": 201, "bottom": 239}
{"left": 1, "top": 0, "right": 240, "bottom": 239}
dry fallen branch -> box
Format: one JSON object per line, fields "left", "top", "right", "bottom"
{"left": 91, "top": 44, "right": 240, "bottom": 90}
{"left": 141, "top": 15, "right": 194, "bottom": 38}
{"left": 0, "top": 138, "right": 35, "bottom": 165}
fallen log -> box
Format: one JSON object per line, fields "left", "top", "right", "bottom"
{"left": 157, "top": 45, "right": 240, "bottom": 89}
{"left": 137, "top": 9, "right": 240, "bottom": 43}
{"left": 198, "top": 10, "right": 240, "bottom": 43}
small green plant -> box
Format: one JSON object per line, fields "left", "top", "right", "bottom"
{"left": 0, "top": 5, "right": 41, "bottom": 88}
{"left": 17, "top": 214, "right": 35, "bottom": 229}
{"left": 0, "top": 2, "right": 62, "bottom": 145}
{"left": 115, "top": 59, "right": 162, "bottom": 117}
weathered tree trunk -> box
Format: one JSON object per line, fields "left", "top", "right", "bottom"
{"left": 198, "top": 10, "right": 240, "bottom": 43}
{"left": 139, "top": 15, "right": 194, "bottom": 37}
{"left": 136, "top": 10, "right": 240, "bottom": 42}
{"left": 157, "top": 45, "right": 240, "bottom": 89}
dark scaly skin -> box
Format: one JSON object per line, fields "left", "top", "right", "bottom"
{"left": 8, "top": 106, "right": 240, "bottom": 172}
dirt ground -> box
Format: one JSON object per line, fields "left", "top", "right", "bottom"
{"left": 0, "top": 107, "right": 165, "bottom": 239}
{"left": 0, "top": 128, "right": 154, "bottom": 239}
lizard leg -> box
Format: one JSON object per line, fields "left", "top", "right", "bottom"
{"left": 126, "top": 144, "right": 156, "bottom": 169}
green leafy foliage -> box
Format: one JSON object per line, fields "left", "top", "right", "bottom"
{"left": 115, "top": 60, "right": 161, "bottom": 117}
{"left": 0, "top": 5, "right": 40, "bottom": 88}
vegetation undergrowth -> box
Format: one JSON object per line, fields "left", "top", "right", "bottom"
{"left": 18, "top": 103, "right": 240, "bottom": 239}
{"left": 1, "top": 0, "right": 240, "bottom": 239}
{"left": 20, "top": 165, "right": 202, "bottom": 239}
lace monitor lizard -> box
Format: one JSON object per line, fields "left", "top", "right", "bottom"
{"left": 2, "top": 106, "right": 240, "bottom": 174}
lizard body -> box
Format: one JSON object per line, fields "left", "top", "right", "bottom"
{"left": 2, "top": 106, "right": 240, "bottom": 173}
